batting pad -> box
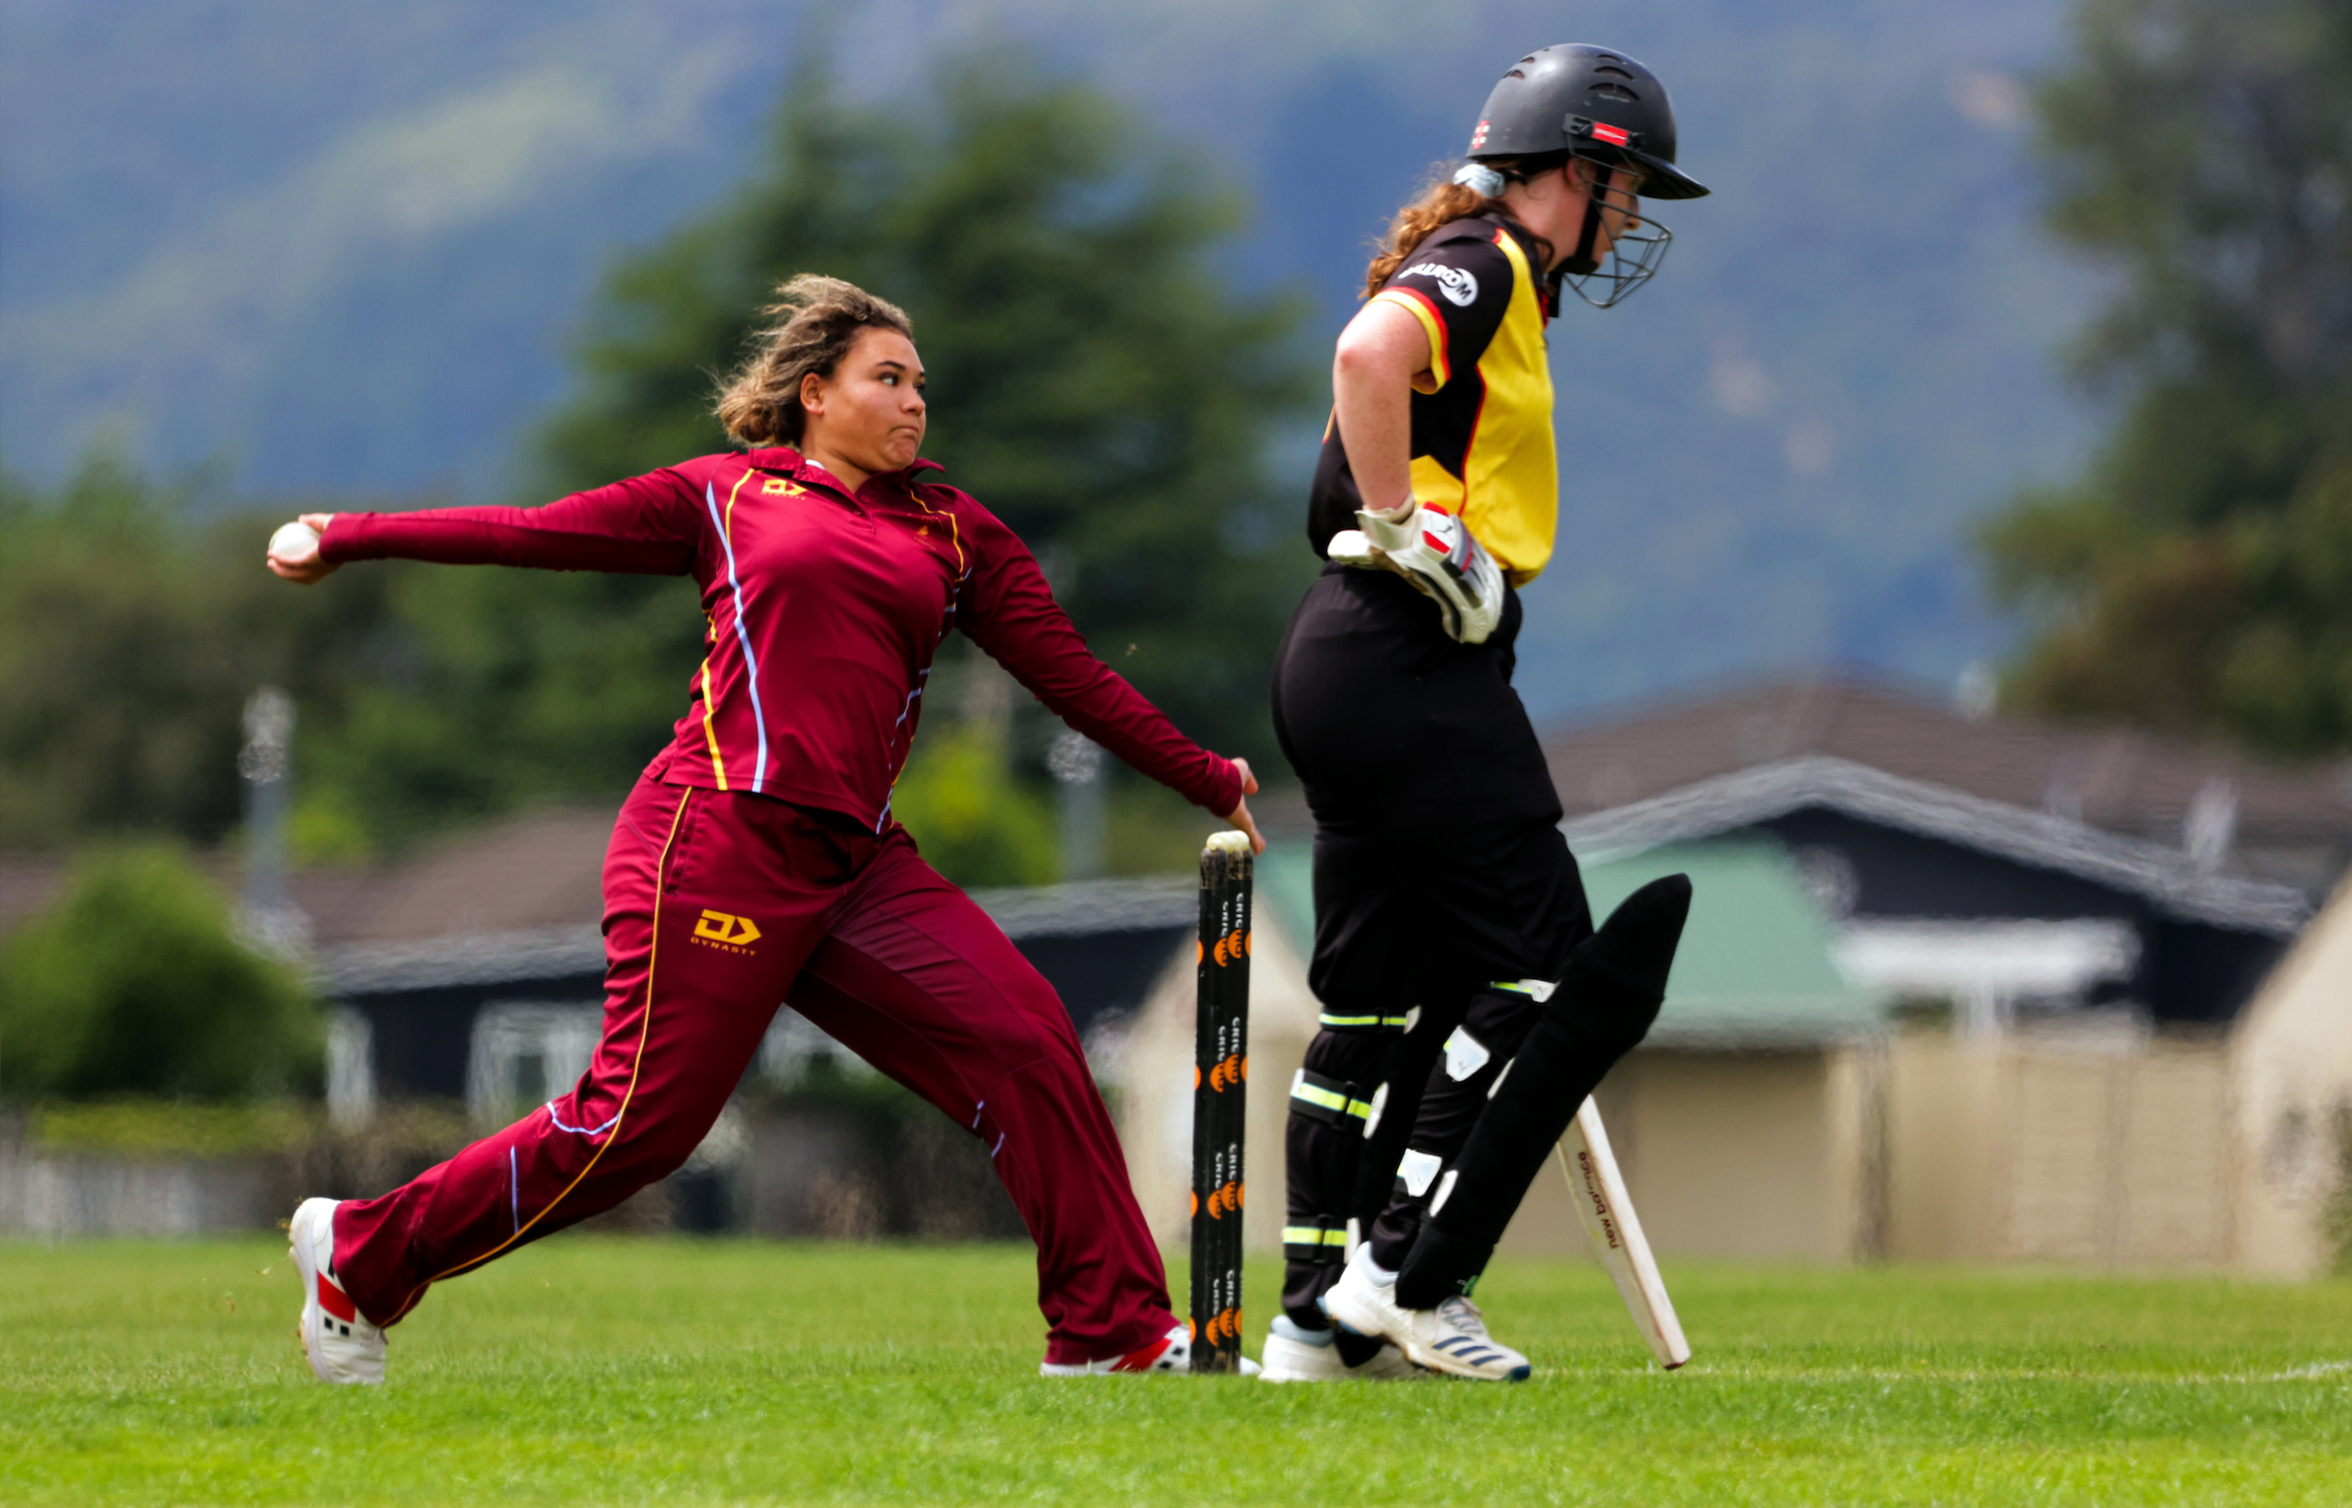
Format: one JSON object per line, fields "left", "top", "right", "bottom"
{"left": 1394, "top": 874, "right": 1691, "bottom": 1308}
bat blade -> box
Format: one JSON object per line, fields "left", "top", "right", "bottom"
{"left": 1557, "top": 1098, "right": 1690, "bottom": 1369}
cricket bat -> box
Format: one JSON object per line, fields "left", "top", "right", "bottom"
{"left": 1557, "top": 1097, "right": 1690, "bottom": 1369}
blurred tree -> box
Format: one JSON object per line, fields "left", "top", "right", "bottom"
{"left": 0, "top": 450, "right": 403, "bottom": 851}
{"left": 1979, "top": 0, "right": 2352, "bottom": 754}
{"left": 886, "top": 725, "right": 1058, "bottom": 888}
{"left": 313, "top": 50, "right": 1313, "bottom": 856}
{"left": 0, "top": 844, "right": 321, "bottom": 1100}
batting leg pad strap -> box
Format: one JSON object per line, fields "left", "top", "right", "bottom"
{"left": 1395, "top": 874, "right": 1692, "bottom": 1308}
{"left": 1281, "top": 1220, "right": 1351, "bottom": 1265}
{"left": 1288, "top": 1068, "right": 1373, "bottom": 1130}
{"left": 1317, "top": 1010, "right": 1412, "bottom": 1030}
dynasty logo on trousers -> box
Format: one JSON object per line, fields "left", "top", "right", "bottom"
{"left": 692, "top": 909, "right": 763, "bottom": 952}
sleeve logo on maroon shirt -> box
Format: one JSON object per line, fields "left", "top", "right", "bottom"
{"left": 1401, "top": 262, "right": 1479, "bottom": 307}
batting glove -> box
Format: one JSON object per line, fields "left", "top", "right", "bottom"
{"left": 1333, "top": 503, "right": 1504, "bottom": 644}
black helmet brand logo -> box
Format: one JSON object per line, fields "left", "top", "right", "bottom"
{"left": 1403, "top": 262, "right": 1479, "bottom": 307}
{"left": 692, "top": 909, "right": 763, "bottom": 953}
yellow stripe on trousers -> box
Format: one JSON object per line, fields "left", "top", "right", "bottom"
{"left": 406, "top": 787, "right": 695, "bottom": 1305}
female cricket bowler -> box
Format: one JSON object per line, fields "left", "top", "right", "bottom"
{"left": 266, "top": 274, "right": 1264, "bottom": 1383}
{"left": 1262, "top": 45, "right": 1705, "bottom": 1383}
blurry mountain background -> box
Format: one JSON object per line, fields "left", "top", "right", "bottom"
{"left": 0, "top": 0, "right": 2094, "bottom": 723}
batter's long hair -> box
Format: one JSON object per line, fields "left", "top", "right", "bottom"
{"left": 715, "top": 274, "right": 916, "bottom": 447}
{"left": 1361, "top": 154, "right": 1572, "bottom": 300}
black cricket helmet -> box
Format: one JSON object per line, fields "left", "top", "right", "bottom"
{"left": 1466, "top": 44, "right": 1706, "bottom": 307}
{"left": 1468, "top": 44, "right": 1708, "bottom": 200}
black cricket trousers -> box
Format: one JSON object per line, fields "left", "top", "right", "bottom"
{"left": 1269, "top": 564, "right": 1592, "bottom": 1329}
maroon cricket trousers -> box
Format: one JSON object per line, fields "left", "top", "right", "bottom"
{"left": 332, "top": 772, "right": 1178, "bottom": 1365}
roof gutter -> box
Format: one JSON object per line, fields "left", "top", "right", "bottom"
{"left": 1561, "top": 756, "right": 2311, "bottom": 935}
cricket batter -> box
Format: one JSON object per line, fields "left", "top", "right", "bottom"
{"left": 267, "top": 275, "right": 1266, "bottom": 1383}
{"left": 1263, "top": 46, "right": 1707, "bottom": 1383}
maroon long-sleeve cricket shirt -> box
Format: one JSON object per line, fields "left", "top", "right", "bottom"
{"left": 321, "top": 447, "right": 1245, "bottom": 830}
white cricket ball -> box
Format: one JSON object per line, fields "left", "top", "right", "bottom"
{"left": 270, "top": 520, "right": 320, "bottom": 560}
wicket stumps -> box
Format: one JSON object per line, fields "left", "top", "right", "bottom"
{"left": 1189, "top": 831, "right": 1252, "bottom": 1373}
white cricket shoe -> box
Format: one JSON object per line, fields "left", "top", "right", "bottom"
{"left": 1040, "top": 1322, "right": 1261, "bottom": 1377}
{"left": 288, "top": 1197, "right": 385, "bottom": 1385}
{"left": 1323, "top": 1244, "right": 1530, "bottom": 1382}
{"left": 1259, "top": 1315, "right": 1424, "bottom": 1382}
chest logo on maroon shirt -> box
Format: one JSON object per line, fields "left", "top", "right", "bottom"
{"left": 760, "top": 478, "right": 804, "bottom": 496}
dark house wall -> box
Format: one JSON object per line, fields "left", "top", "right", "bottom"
{"left": 2136, "top": 925, "right": 2287, "bottom": 1028}
{"left": 1011, "top": 925, "right": 1188, "bottom": 1041}
{"left": 1747, "top": 808, "right": 2284, "bottom": 1027}
{"left": 1758, "top": 809, "right": 2144, "bottom": 924}
{"left": 350, "top": 973, "right": 606, "bottom": 1101}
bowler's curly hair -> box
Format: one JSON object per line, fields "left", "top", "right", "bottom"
{"left": 714, "top": 274, "right": 915, "bottom": 447}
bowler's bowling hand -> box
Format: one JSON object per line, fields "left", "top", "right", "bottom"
{"left": 267, "top": 513, "right": 340, "bottom": 584}
{"left": 1224, "top": 756, "right": 1265, "bottom": 855}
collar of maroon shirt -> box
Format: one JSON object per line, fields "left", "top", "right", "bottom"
{"left": 738, "top": 447, "right": 948, "bottom": 508}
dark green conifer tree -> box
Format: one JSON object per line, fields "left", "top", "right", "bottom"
{"left": 1980, "top": 0, "right": 2352, "bottom": 754}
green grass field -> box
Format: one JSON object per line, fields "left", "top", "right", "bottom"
{"left": 5, "top": 1238, "right": 2348, "bottom": 1506}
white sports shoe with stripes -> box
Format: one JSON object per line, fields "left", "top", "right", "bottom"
{"left": 1259, "top": 1315, "right": 1426, "bottom": 1382}
{"left": 1040, "top": 1322, "right": 1261, "bottom": 1377}
{"left": 288, "top": 1197, "right": 385, "bottom": 1385}
{"left": 1323, "top": 1244, "right": 1530, "bottom": 1382}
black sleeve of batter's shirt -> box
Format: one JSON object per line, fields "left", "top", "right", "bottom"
{"left": 1371, "top": 230, "right": 1514, "bottom": 394}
